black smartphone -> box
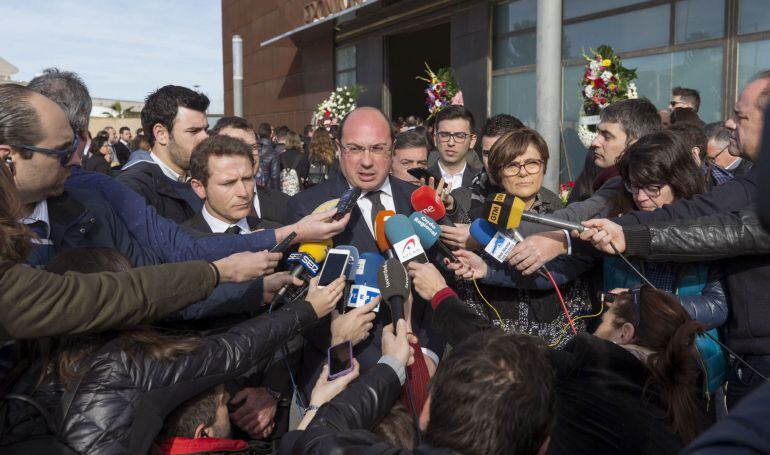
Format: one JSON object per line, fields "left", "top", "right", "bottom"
{"left": 317, "top": 249, "right": 351, "bottom": 288}
{"left": 333, "top": 187, "right": 362, "bottom": 221}
{"left": 407, "top": 168, "right": 447, "bottom": 189}
{"left": 270, "top": 231, "right": 297, "bottom": 253}
{"left": 327, "top": 340, "right": 354, "bottom": 379}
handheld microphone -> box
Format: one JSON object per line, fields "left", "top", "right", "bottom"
{"left": 272, "top": 240, "right": 331, "bottom": 304}
{"left": 409, "top": 212, "right": 458, "bottom": 262}
{"left": 469, "top": 219, "right": 517, "bottom": 263}
{"left": 411, "top": 185, "right": 455, "bottom": 226}
{"left": 348, "top": 252, "right": 385, "bottom": 312}
{"left": 378, "top": 257, "right": 410, "bottom": 330}
{"left": 482, "top": 193, "right": 586, "bottom": 233}
{"left": 384, "top": 214, "right": 429, "bottom": 266}
{"left": 374, "top": 210, "right": 396, "bottom": 260}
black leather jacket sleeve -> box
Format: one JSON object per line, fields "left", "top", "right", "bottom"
{"left": 678, "top": 264, "right": 729, "bottom": 330}
{"left": 285, "top": 363, "right": 407, "bottom": 454}
{"left": 624, "top": 208, "right": 770, "bottom": 262}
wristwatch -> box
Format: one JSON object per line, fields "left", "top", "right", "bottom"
{"left": 304, "top": 404, "right": 321, "bottom": 414}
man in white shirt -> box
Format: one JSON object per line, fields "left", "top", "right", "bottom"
{"left": 428, "top": 105, "right": 481, "bottom": 192}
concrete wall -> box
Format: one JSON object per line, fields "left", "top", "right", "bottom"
{"left": 88, "top": 118, "right": 142, "bottom": 138}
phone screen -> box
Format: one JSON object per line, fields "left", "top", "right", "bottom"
{"left": 318, "top": 252, "right": 349, "bottom": 287}
{"left": 328, "top": 341, "right": 352, "bottom": 377}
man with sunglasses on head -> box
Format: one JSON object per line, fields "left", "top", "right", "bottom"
{"left": 427, "top": 105, "right": 482, "bottom": 192}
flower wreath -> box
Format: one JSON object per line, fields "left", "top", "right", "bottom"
{"left": 313, "top": 85, "right": 365, "bottom": 127}
{"left": 417, "top": 63, "right": 459, "bottom": 119}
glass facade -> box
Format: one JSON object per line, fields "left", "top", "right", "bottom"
{"left": 491, "top": 0, "right": 767, "bottom": 181}
{"left": 335, "top": 45, "right": 356, "bottom": 88}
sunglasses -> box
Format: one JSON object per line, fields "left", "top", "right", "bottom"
{"left": 10, "top": 134, "right": 79, "bottom": 166}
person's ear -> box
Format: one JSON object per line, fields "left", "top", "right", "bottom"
{"left": 691, "top": 147, "right": 702, "bottom": 165}
{"left": 469, "top": 133, "right": 477, "bottom": 149}
{"left": 193, "top": 423, "right": 208, "bottom": 439}
{"left": 153, "top": 123, "right": 169, "bottom": 147}
{"left": 537, "top": 436, "right": 551, "bottom": 455}
{"left": 190, "top": 178, "right": 207, "bottom": 200}
{"left": 0, "top": 146, "right": 16, "bottom": 175}
{"left": 619, "top": 322, "right": 636, "bottom": 344}
{"left": 419, "top": 394, "right": 431, "bottom": 432}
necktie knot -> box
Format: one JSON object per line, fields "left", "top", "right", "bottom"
{"left": 225, "top": 225, "right": 242, "bottom": 235}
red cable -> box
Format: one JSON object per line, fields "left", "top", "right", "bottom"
{"left": 545, "top": 270, "right": 577, "bottom": 335}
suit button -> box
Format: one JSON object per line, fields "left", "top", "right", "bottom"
{"left": 79, "top": 227, "right": 86, "bottom": 234}
{"left": 89, "top": 217, "right": 96, "bottom": 224}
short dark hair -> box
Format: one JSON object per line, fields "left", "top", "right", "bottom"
{"left": 141, "top": 85, "right": 210, "bottom": 147}
{"left": 257, "top": 122, "right": 272, "bottom": 139}
{"left": 274, "top": 125, "right": 290, "bottom": 140}
{"left": 434, "top": 105, "right": 475, "bottom": 133}
{"left": 704, "top": 121, "right": 730, "bottom": 146}
{"left": 189, "top": 135, "right": 254, "bottom": 186}
{"left": 488, "top": 128, "right": 550, "bottom": 183}
{"left": 89, "top": 135, "right": 110, "bottom": 156}
{"left": 119, "top": 126, "right": 130, "bottom": 134}
{"left": 481, "top": 114, "right": 525, "bottom": 139}
{"left": 159, "top": 385, "right": 223, "bottom": 440}
{"left": 618, "top": 130, "right": 707, "bottom": 200}
{"left": 211, "top": 116, "right": 254, "bottom": 136}
{"left": 394, "top": 130, "right": 429, "bottom": 151}
{"left": 672, "top": 86, "right": 701, "bottom": 112}
{"left": 600, "top": 98, "right": 662, "bottom": 144}
{"left": 426, "top": 331, "right": 556, "bottom": 455}
{"left": 0, "top": 84, "right": 43, "bottom": 159}
{"left": 27, "top": 68, "right": 91, "bottom": 137}
{"left": 668, "top": 122, "right": 707, "bottom": 162}
{"left": 131, "top": 135, "right": 150, "bottom": 152}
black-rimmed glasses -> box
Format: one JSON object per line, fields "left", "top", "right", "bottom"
{"left": 9, "top": 134, "right": 79, "bottom": 166}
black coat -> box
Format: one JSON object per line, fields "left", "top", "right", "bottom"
{"left": 427, "top": 161, "right": 481, "bottom": 191}
{"left": 116, "top": 161, "right": 203, "bottom": 224}
{"left": 252, "top": 187, "right": 289, "bottom": 226}
{"left": 112, "top": 141, "right": 131, "bottom": 166}
{"left": 82, "top": 153, "right": 111, "bottom": 174}
{"left": 181, "top": 212, "right": 281, "bottom": 235}
{"left": 0, "top": 301, "right": 319, "bottom": 454}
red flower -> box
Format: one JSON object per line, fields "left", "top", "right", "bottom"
{"left": 569, "top": 181, "right": 575, "bottom": 188}
{"left": 598, "top": 97, "right": 607, "bottom": 105}
{"left": 593, "top": 78, "right": 604, "bottom": 89}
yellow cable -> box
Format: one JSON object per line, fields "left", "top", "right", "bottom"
{"left": 472, "top": 278, "right": 504, "bottom": 327}
{"left": 548, "top": 300, "right": 606, "bottom": 348}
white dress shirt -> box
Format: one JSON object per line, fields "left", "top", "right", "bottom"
{"left": 252, "top": 184, "right": 262, "bottom": 218}
{"left": 201, "top": 205, "right": 252, "bottom": 234}
{"left": 21, "top": 200, "right": 52, "bottom": 243}
{"left": 355, "top": 177, "right": 396, "bottom": 236}
{"left": 150, "top": 152, "right": 189, "bottom": 182}
{"left": 437, "top": 161, "right": 467, "bottom": 192}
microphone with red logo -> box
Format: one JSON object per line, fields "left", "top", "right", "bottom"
{"left": 409, "top": 212, "right": 458, "bottom": 262}
{"left": 411, "top": 185, "right": 455, "bottom": 227}
{"left": 374, "top": 210, "right": 396, "bottom": 260}
{"left": 384, "top": 214, "right": 429, "bottom": 266}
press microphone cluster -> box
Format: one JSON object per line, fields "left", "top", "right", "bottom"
{"left": 469, "top": 218, "right": 517, "bottom": 263}
{"left": 271, "top": 239, "right": 331, "bottom": 306}
{"left": 409, "top": 212, "right": 458, "bottom": 263}
{"left": 384, "top": 214, "right": 429, "bottom": 266}
{"left": 481, "top": 193, "right": 586, "bottom": 233}
{"left": 375, "top": 210, "right": 396, "bottom": 260}
{"left": 347, "top": 252, "right": 385, "bottom": 312}
{"left": 411, "top": 185, "right": 455, "bottom": 227}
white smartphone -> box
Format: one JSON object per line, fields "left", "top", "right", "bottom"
{"left": 317, "top": 248, "right": 351, "bottom": 288}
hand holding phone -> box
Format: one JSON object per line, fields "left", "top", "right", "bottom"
{"left": 317, "top": 248, "right": 351, "bottom": 288}
{"left": 407, "top": 167, "right": 447, "bottom": 190}
{"left": 327, "top": 340, "right": 354, "bottom": 379}
{"left": 333, "top": 187, "right": 362, "bottom": 221}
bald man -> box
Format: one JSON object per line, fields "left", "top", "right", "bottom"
{"left": 286, "top": 107, "right": 442, "bottom": 397}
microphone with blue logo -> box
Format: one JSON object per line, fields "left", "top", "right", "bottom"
{"left": 409, "top": 212, "right": 458, "bottom": 263}
{"left": 270, "top": 239, "right": 331, "bottom": 308}
{"left": 334, "top": 245, "right": 360, "bottom": 313}
{"left": 347, "top": 252, "right": 385, "bottom": 313}
{"left": 469, "top": 219, "right": 518, "bottom": 263}
{"left": 384, "top": 214, "right": 429, "bottom": 266}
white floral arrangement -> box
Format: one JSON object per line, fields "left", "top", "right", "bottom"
{"left": 314, "top": 85, "right": 365, "bottom": 127}
{"left": 577, "top": 45, "right": 638, "bottom": 148}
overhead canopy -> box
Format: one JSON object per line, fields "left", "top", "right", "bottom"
{"left": 260, "top": 0, "right": 379, "bottom": 47}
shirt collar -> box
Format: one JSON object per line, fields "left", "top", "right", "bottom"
{"left": 21, "top": 200, "right": 50, "bottom": 237}
{"left": 725, "top": 157, "right": 742, "bottom": 170}
{"left": 437, "top": 160, "right": 467, "bottom": 177}
{"left": 355, "top": 176, "right": 393, "bottom": 200}
{"left": 150, "top": 152, "right": 188, "bottom": 182}
{"left": 201, "top": 205, "right": 251, "bottom": 234}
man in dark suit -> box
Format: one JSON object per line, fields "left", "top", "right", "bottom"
{"left": 212, "top": 116, "right": 289, "bottom": 225}
{"left": 428, "top": 105, "right": 482, "bottom": 191}
{"left": 113, "top": 126, "right": 132, "bottom": 165}
{"left": 286, "top": 107, "right": 443, "bottom": 398}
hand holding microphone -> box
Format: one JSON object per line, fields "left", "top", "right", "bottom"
{"left": 481, "top": 192, "right": 586, "bottom": 233}
{"left": 406, "top": 261, "right": 449, "bottom": 301}
{"left": 411, "top": 185, "right": 455, "bottom": 227}
{"left": 408, "top": 212, "right": 458, "bottom": 263}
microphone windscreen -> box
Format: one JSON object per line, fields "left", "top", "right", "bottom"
{"left": 384, "top": 214, "right": 416, "bottom": 244}
{"left": 298, "top": 239, "right": 332, "bottom": 263}
{"left": 482, "top": 193, "right": 526, "bottom": 230}
{"left": 347, "top": 252, "right": 385, "bottom": 310}
{"left": 375, "top": 210, "right": 396, "bottom": 254}
{"left": 313, "top": 198, "right": 341, "bottom": 214}
{"left": 378, "top": 257, "right": 410, "bottom": 302}
{"left": 335, "top": 245, "right": 360, "bottom": 280}
{"left": 411, "top": 185, "right": 446, "bottom": 221}
{"left": 469, "top": 218, "right": 497, "bottom": 245}
{"left": 409, "top": 212, "right": 441, "bottom": 249}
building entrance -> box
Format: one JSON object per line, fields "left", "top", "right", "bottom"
{"left": 386, "top": 22, "right": 451, "bottom": 121}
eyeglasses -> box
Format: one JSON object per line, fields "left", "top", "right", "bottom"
{"left": 10, "top": 134, "right": 79, "bottom": 166}
{"left": 501, "top": 159, "right": 544, "bottom": 177}
{"left": 338, "top": 142, "right": 392, "bottom": 157}
{"left": 624, "top": 182, "right": 663, "bottom": 198}
{"left": 707, "top": 143, "right": 729, "bottom": 163}
{"left": 436, "top": 131, "right": 473, "bottom": 143}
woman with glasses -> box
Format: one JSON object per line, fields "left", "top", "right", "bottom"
{"left": 83, "top": 135, "right": 112, "bottom": 174}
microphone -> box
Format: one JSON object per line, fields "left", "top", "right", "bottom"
{"left": 384, "top": 214, "right": 429, "bottom": 266}
{"left": 469, "top": 219, "right": 517, "bottom": 263}
{"left": 378, "top": 257, "right": 410, "bottom": 329}
{"left": 482, "top": 193, "right": 586, "bottom": 233}
{"left": 374, "top": 210, "right": 396, "bottom": 260}
{"left": 411, "top": 185, "right": 455, "bottom": 227}
{"left": 334, "top": 245, "right": 359, "bottom": 311}
{"left": 272, "top": 240, "right": 331, "bottom": 304}
{"left": 409, "top": 212, "right": 458, "bottom": 262}
{"left": 347, "top": 252, "right": 385, "bottom": 311}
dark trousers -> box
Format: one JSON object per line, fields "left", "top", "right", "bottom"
{"left": 726, "top": 354, "right": 770, "bottom": 409}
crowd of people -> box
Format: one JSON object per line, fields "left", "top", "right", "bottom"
{"left": 0, "top": 65, "right": 768, "bottom": 455}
